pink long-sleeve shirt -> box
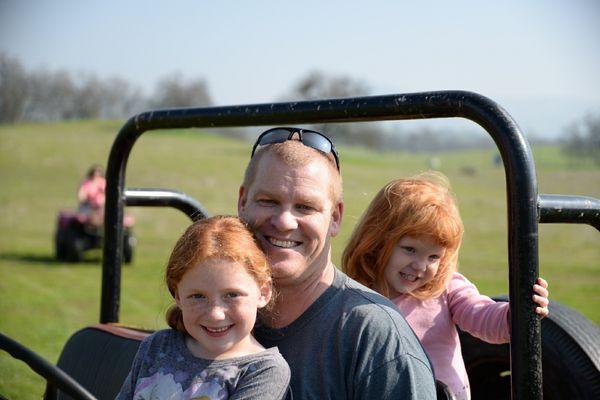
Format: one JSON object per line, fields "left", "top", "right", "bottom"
{"left": 392, "top": 272, "right": 510, "bottom": 400}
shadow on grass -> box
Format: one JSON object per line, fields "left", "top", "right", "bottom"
{"left": 0, "top": 252, "right": 101, "bottom": 266}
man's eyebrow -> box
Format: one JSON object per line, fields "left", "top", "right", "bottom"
{"left": 295, "top": 193, "right": 325, "bottom": 208}
{"left": 251, "top": 188, "right": 275, "bottom": 198}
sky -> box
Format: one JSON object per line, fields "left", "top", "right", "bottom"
{"left": 1, "top": 0, "right": 599, "bottom": 138}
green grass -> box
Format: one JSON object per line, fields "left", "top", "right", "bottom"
{"left": 1, "top": 121, "right": 599, "bottom": 398}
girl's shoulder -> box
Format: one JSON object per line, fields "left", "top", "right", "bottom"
{"left": 445, "top": 272, "right": 484, "bottom": 302}
{"left": 139, "top": 329, "right": 183, "bottom": 352}
{"left": 144, "top": 328, "right": 176, "bottom": 341}
{"left": 447, "top": 272, "right": 475, "bottom": 290}
{"left": 210, "top": 347, "right": 287, "bottom": 367}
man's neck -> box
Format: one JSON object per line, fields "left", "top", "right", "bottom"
{"left": 265, "top": 264, "right": 336, "bottom": 329}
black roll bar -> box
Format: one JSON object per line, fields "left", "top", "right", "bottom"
{"left": 125, "top": 188, "right": 210, "bottom": 221}
{"left": 102, "top": 90, "right": 560, "bottom": 399}
{"left": 539, "top": 194, "right": 600, "bottom": 231}
{"left": 0, "top": 331, "right": 97, "bottom": 400}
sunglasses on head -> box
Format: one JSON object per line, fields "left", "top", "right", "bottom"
{"left": 250, "top": 127, "right": 340, "bottom": 171}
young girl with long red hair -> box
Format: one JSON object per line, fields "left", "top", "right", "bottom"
{"left": 342, "top": 174, "right": 549, "bottom": 400}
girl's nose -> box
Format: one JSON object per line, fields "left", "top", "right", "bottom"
{"left": 207, "top": 303, "right": 226, "bottom": 320}
{"left": 413, "top": 258, "right": 428, "bottom": 273}
{"left": 271, "top": 209, "right": 298, "bottom": 232}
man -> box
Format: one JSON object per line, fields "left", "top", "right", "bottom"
{"left": 238, "top": 127, "right": 436, "bottom": 399}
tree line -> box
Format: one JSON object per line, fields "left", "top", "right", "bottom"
{"left": 1, "top": 52, "right": 598, "bottom": 161}
{"left": 561, "top": 113, "right": 600, "bottom": 165}
{"left": 0, "top": 53, "right": 211, "bottom": 123}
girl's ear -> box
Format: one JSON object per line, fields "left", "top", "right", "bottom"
{"left": 257, "top": 282, "right": 272, "bottom": 309}
{"left": 174, "top": 288, "right": 182, "bottom": 308}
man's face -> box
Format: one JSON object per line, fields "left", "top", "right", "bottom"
{"left": 238, "top": 152, "right": 343, "bottom": 287}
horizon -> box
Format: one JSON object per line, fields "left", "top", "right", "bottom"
{"left": 1, "top": 0, "right": 599, "bottom": 139}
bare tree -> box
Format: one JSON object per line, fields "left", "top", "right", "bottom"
{"left": 69, "top": 74, "right": 104, "bottom": 119}
{"left": 0, "top": 53, "right": 29, "bottom": 123}
{"left": 22, "top": 69, "right": 78, "bottom": 121}
{"left": 100, "top": 77, "right": 145, "bottom": 119}
{"left": 562, "top": 113, "right": 600, "bottom": 165}
{"left": 290, "top": 70, "right": 370, "bottom": 101}
{"left": 283, "top": 70, "right": 392, "bottom": 149}
{"left": 150, "top": 73, "right": 212, "bottom": 109}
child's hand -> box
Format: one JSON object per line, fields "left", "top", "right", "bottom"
{"left": 533, "top": 277, "right": 549, "bottom": 318}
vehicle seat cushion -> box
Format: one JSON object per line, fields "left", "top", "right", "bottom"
{"left": 51, "top": 324, "right": 152, "bottom": 400}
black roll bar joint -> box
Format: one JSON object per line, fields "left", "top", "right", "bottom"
{"left": 103, "top": 90, "right": 552, "bottom": 399}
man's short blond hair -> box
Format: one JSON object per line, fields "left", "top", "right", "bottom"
{"left": 242, "top": 140, "right": 343, "bottom": 204}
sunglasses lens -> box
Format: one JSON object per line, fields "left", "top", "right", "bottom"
{"left": 301, "top": 131, "right": 332, "bottom": 153}
{"left": 258, "top": 129, "right": 291, "bottom": 146}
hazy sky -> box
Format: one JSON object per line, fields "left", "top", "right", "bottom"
{"left": 1, "top": 0, "right": 599, "bottom": 138}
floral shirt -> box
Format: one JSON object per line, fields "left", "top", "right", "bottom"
{"left": 116, "top": 329, "right": 290, "bottom": 400}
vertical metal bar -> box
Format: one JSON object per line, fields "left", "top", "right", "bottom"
{"left": 456, "top": 94, "right": 541, "bottom": 399}
{"left": 100, "top": 118, "right": 139, "bottom": 324}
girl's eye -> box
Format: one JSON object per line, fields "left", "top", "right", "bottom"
{"left": 225, "top": 292, "right": 240, "bottom": 299}
{"left": 429, "top": 255, "right": 441, "bottom": 261}
{"left": 184, "top": 294, "right": 206, "bottom": 307}
{"left": 402, "top": 246, "right": 415, "bottom": 254}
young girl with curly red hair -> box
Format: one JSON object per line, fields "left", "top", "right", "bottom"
{"left": 342, "top": 174, "right": 549, "bottom": 400}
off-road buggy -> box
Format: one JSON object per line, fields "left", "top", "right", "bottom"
{"left": 2, "top": 91, "right": 599, "bottom": 400}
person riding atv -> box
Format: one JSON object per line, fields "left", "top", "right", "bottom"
{"left": 77, "top": 164, "right": 107, "bottom": 227}
{"left": 55, "top": 164, "right": 135, "bottom": 263}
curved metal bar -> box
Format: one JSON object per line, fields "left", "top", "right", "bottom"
{"left": 125, "top": 188, "right": 210, "bottom": 222}
{"left": 0, "top": 331, "right": 97, "bottom": 400}
{"left": 539, "top": 194, "right": 600, "bottom": 231}
{"left": 102, "top": 90, "right": 541, "bottom": 399}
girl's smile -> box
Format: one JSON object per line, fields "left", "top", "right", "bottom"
{"left": 202, "top": 324, "right": 234, "bottom": 337}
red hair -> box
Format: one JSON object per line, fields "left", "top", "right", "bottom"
{"left": 165, "top": 215, "right": 272, "bottom": 333}
{"left": 342, "top": 173, "right": 464, "bottom": 300}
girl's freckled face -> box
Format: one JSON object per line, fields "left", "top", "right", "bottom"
{"left": 384, "top": 235, "right": 445, "bottom": 298}
{"left": 175, "top": 259, "right": 270, "bottom": 360}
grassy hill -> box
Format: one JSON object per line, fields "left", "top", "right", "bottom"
{"left": 1, "top": 120, "right": 598, "bottom": 398}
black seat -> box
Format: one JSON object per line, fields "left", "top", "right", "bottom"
{"left": 435, "top": 379, "right": 456, "bottom": 400}
{"left": 45, "top": 324, "right": 152, "bottom": 400}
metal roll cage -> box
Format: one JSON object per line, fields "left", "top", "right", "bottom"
{"left": 101, "top": 90, "right": 600, "bottom": 400}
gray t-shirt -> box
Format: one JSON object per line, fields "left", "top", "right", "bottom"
{"left": 254, "top": 269, "right": 436, "bottom": 399}
{"left": 116, "top": 329, "right": 290, "bottom": 399}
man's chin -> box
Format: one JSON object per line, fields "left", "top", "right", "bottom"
{"left": 269, "top": 259, "right": 303, "bottom": 280}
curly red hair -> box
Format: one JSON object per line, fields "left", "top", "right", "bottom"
{"left": 342, "top": 173, "right": 464, "bottom": 300}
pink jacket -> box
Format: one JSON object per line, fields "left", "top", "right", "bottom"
{"left": 392, "top": 272, "right": 509, "bottom": 400}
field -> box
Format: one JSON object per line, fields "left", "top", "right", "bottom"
{"left": 1, "top": 120, "right": 599, "bottom": 398}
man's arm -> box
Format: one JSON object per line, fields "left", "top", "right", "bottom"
{"left": 357, "top": 353, "right": 436, "bottom": 399}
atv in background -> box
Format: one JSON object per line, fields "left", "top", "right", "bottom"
{"left": 54, "top": 209, "right": 135, "bottom": 264}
